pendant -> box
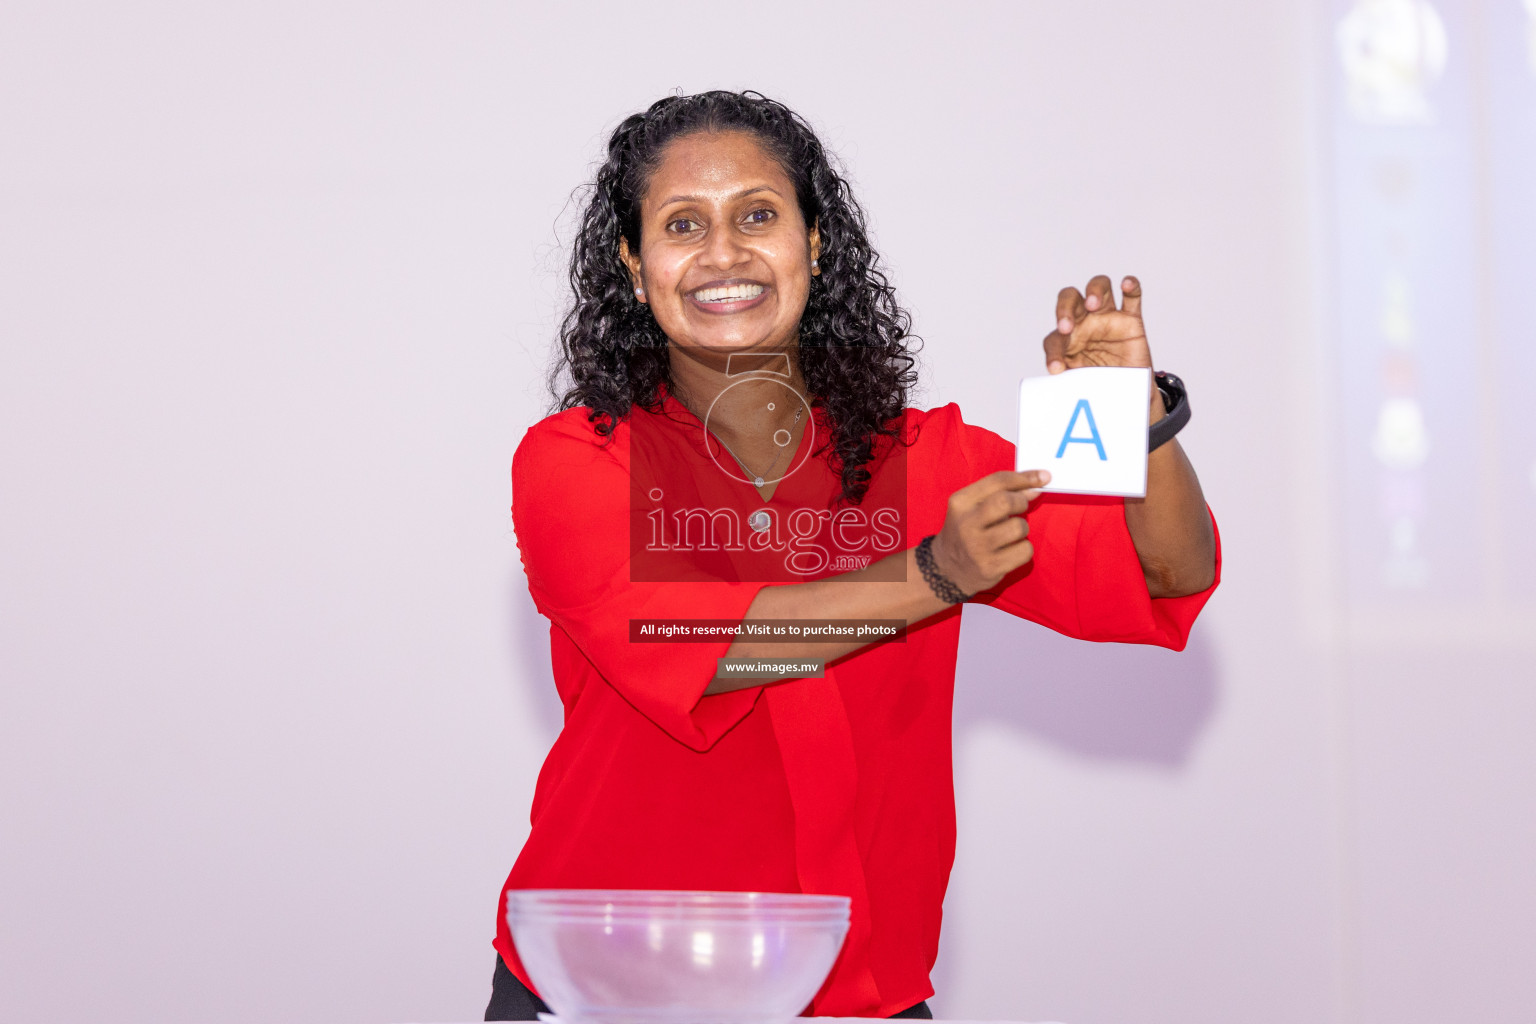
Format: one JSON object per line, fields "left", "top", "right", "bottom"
{"left": 753, "top": 476, "right": 765, "bottom": 488}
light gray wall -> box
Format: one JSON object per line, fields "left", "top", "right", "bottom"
{"left": 2, "top": 3, "right": 1531, "bottom": 1023}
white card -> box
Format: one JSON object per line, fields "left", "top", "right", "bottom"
{"left": 1015, "top": 366, "right": 1151, "bottom": 497}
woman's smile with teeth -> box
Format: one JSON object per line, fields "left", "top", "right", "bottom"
{"left": 692, "top": 283, "right": 765, "bottom": 303}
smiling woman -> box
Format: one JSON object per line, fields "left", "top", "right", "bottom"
{"left": 493, "top": 91, "right": 1220, "bottom": 1021}
{"left": 551, "top": 92, "right": 915, "bottom": 507}
{"left": 617, "top": 131, "right": 823, "bottom": 501}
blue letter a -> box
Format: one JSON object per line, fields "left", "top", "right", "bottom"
{"left": 1055, "top": 399, "right": 1107, "bottom": 460}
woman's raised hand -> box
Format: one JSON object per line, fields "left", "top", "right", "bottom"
{"left": 931, "top": 470, "right": 1051, "bottom": 595}
{"left": 1043, "top": 274, "right": 1154, "bottom": 374}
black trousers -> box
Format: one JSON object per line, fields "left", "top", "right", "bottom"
{"left": 486, "top": 956, "right": 933, "bottom": 1020}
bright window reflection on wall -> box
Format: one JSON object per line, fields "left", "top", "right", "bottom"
{"left": 1527, "top": 0, "right": 1536, "bottom": 72}
{"left": 1327, "top": 0, "right": 1536, "bottom": 612}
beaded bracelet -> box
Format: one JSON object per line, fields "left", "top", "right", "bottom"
{"left": 915, "top": 535, "right": 973, "bottom": 604}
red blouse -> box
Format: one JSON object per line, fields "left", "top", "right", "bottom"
{"left": 496, "top": 390, "right": 1220, "bottom": 1017}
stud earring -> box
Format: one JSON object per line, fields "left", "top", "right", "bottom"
{"left": 811, "top": 259, "right": 819, "bottom": 271}
{"left": 634, "top": 287, "right": 644, "bottom": 298}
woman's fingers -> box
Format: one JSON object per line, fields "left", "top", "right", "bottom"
{"left": 1084, "top": 274, "right": 1116, "bottom": 313}
{"left": 955, "top": 470, "right": 1050, "bottom": 512}
{"left": 984, "top": 513, "right": 1031, "bottom": 549}
{"left": 1042, "top": 328, "right": 1068, "bottom": 374}
{"left": 1048, "top": 288, "right": 1091, "bottom": 373}
{"left": 1074, "top": 309, "right": 1147, "bottom": 343}
{"left": 1055, "top": 286, "right": 1086, "bottom": 336}
{"left": 949, "top": 471, "right": 1048, "bottom": 525}
{"left": 1046, "top": 275, "right": 1148, "bottom": 372}
{"left": 1019, "top": 469, "right": 1051, "bottom": 490}
{"left": 1121, "top": 275, "right": 1142, "bottom": 317}
{"left": 967, "top": 483, "right": 1042, "bottom": 571}
{"left": 978, "top": 515, "right": 1035, "bottom": 578}
{"left": 993, "top": 531, "right": 1035, "bottom": 565}
{"left": 980, "top": 482, "right": 1042, "bottom": 525}
{"left": 938, "top": 471, "right": 1051, "bottom": 591}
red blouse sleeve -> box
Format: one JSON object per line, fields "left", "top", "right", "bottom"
{"left": 511, "top": 413, "right": 768, "bottom": 752}
{"left": 950, "top": 408, "right": 1220, "bottom": 650}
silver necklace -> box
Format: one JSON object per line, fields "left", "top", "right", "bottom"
{"left": 712, "top": 406, "right": 803, "bottom": 489}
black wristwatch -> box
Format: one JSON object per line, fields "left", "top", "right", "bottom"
{"left": 1148, "top": 371, "right": 1190, "bottom": 452}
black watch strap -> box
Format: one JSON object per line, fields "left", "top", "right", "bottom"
{"left": 1148, "top": 371, "right": 1190, "bottom": 452}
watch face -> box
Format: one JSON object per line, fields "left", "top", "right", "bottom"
{"left": 1148, "top": 373, "right": 1190, "bottom": 453}
{"left": 1154, "top": 373, "right": 1186, "bottom": 411}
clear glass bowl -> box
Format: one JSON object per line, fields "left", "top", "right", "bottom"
{"left": 507, "top": 889, "right": 852, "bottom": 1024}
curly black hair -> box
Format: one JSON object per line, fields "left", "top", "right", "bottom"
{"left": 549, "top": 90, "right": 919, "bottom": 504}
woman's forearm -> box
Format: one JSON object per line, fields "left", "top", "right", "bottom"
{"left": 706, "top": 546, "right": 949, "bottom": 694}
{"left": 706, "top": 468, "right": 1047, "bottom": 695}
{"left": 1124, "top": 396, "right": 1216, "bottom": 598}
